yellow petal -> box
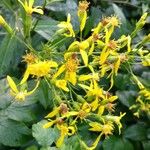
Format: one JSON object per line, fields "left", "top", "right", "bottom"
{"left": 109, "top": 96, "right": 118, "bottom": 102}
{"left": 127, "top": 35, "right": 131, "bottom": 53}
{"left": 79, "top": 40, "right": 89, "bottom": 50}
{"left": 65, "top": 71, "right": 76, "bottom": 85}
{"left": 78, "top": 11, "right": 87, "bottom": 32}
{"left": 78, "top": 75, "right": 92, "bottom": 81}
{"left": 68, "top": 41, "right": 80, "bottom": 52}
{"left": 55, "top": 80, "right": 69, "bottom": 92}
{"left": 45, "top": 107, "right": 60, "bottom": 118}
{"left": 53, "top": 65, "right": 66, "bottom": 79}
{"left": 114, "top": 56, "right": 121, "bottom": 76}
{"left": 56, "top": 125, "right": 68, "bottom": 147}
{"left": 48, "top": 61, "right": 58, "bottom": 68}
{"left": 20, "top": 69, "right": 30, "bottom": 85}
{"left": 98, "top": 105, "right": 105, "bottom": 115}
{"left": 88, "top": 42, "right": 95, "bottom": 56}
{"left": 33, "top": 8, "right": 44, "bottom": 15}
{"left": 80, "top": 49, "right": 88, "bottom": 66}
{"left": 100, "top": 50, "right": 109, "bottom": 65}
{"left": 89, "top": 122, "right": 102, "bottom": 132}
{"left": 43, "top": 120, "right": 56, "bottom": 128}
{"left": 7, "top": 76, "right": 19, "bottom": 93}
{"left": 29, "top": 0, "right": 34, "bottom": 8}
{"left": 91, "top": 97, "right": 99, "bottom": 111}
{"left": 78, "top": 83, "right": 91, "bottom": 90}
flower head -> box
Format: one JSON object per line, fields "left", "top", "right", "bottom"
{"left": 7, "top": 75, "right": 39, "bottom": 101}
{"left": 21, "top": 60, "right": 58, "bottom": 84}
{"left": 18, "top": 0, "right": 44, "bottom": 15}
{"left": 58, "top": 14, "right": 75, "bottom": 37}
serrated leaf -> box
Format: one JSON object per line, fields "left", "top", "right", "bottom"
{"left": 103, "top": 136, "right": 134, "bottom": 150}
{"left": 0, "top": 117, "right": 31, "bottom": 146}
{"left": 32, "top": 120, "right": 58, "bottom": 146}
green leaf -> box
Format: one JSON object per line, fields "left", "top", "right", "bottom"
{"left": 34, "top": 18, "right": 59, "bottom": 40}
{"left": 112, "top": 4, "right": 126, "bottom": 24}
{"left": 103, "top": 136, "right": 134, "bottom": 150}
{"left": 32, "top": 120, "right": 58, "bottom": 146}
{"left": 123, "top": 123, "right": 148, "bottom": 141}
{"left": 0, "top": 117, "right": 31, "bottom": 146}
{"left": 61, "top": 135, "right": 82, "bottom": 150}
{"left": 84, "top": 6, "right": 102, "bottom": 37}
{"left": 116, "top": 90, "right": 137, "bottom": 107}
{"left": 35, "top": 79, "right": 54, "bottom": 109}
{"left": 142, "top": 141, "right": 150, "bottom": 150}
{"left": 0, "top": 34, "right": 24, "bottom": 77}
{"left": 0, "top": 78, "right": 38, "bottom": 122}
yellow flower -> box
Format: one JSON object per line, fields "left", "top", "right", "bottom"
{"left": 81, "top": 121, "right": 113, "bottom": 150}
{"left": 67, "top": 40, "right": 89, "bottom": 66}
{"left": 22, "top": 53, "right": 37, "bottom": 64}
{"left": 58, "top": 13, "right": 75, "bottom": 37}
{"left": 56, "top": 124, "right": 75, "bottom": 147}
{"left": 21, "top": 60, "right": 58, "bottom": 84}
{"left": 53, "top": 55, "right": 78, "bottom": 85}
{"left": 105, "top": 113, "right": 126, "bottom": 134}
{"left": 79, "top": 80, "right": 105, "bottom": 111}
{"left": 7, "top": 75, "right": 39, "bottom": 101}
{"left": 89, "top": 121, "right": 114, "bottom": 136}
{"left": 18, "top": 0, "right": 44, "bottom": 15}
{"left": 140, "top": 88, "right": 150, "bottom": 100}
{"left": 79, "top": 73, "right": 99, "bottom": 81}
{"left": 55, "top": 79, "right": 69, "bottom": 92}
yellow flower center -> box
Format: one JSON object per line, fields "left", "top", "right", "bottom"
{"left": 15, "top": 92, "right": 26, "bottom": 100}
{"left": 22, "top": 53, "right": 37, "bottom": 64}
{"left": 102, "top": 122, "right": 114, "bottom": 136}
{"left": 65, "top": 58, "right": 78, "bottom": 72}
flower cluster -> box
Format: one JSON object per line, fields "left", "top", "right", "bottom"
{"left": 3, "top": 0, "right": 149, "bottom": 149}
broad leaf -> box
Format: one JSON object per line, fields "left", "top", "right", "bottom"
{"left": 103, "top": 135, "right": 134, "bottom": 150}
{"left": 32, "top": 120, "right": 58, "bottom": 146}
{"left": 0, "top": 117, "right": 31, "bottom": 146}
{"left": 123, "top": 123, "right": 148, "bottom": 141}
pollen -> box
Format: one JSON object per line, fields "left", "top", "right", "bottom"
{"left": 22, "top": 53, "right": 37, "bottom": 64}
{"left": 65, "top": 58, "right": 78, "bottom": 72}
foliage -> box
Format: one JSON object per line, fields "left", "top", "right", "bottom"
{"left": 0, "top": 0, "right": 150, "bottom": 150}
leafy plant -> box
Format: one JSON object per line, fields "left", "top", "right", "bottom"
{"left": 0, "top": 0, "right": 149, "bottom": 150}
